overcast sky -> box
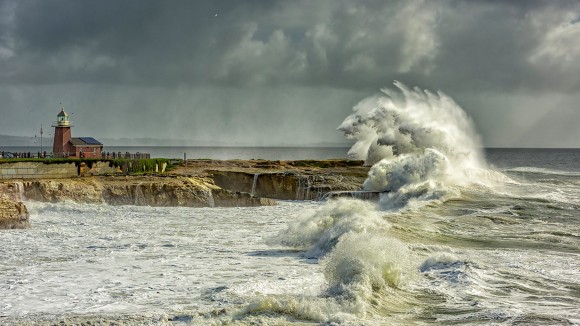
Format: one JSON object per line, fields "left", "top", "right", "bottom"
{"left": 0, "top": 0, "right": 579, "bottom": 147}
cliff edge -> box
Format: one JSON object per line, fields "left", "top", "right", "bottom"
{"left": 0, "top": 176, "right": 276, "bottom": 208}
{"left": 0, "top": 159, "right": 370, "bottom": 223}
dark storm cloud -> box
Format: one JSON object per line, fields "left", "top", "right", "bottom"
{"left": 1, "top": 0, "right": 578, "bottom": 92}
{"left": 1, "top": 0, "right": 579, "bottom": 147}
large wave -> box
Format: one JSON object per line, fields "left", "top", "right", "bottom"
{"left": 252, "top": 82, "right": 499, "bottom": 323}
{"left": 338, "top": 81, "right": 513, "bottom": 209}
{"left": 339, "top": 81, "right": 485, "bottom": 170}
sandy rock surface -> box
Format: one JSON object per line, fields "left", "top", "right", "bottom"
{"left": 0, "top": 197, "right": 29, "bottom": 229}
{"left": 0, "top": 159, "right": 369, "bottom": 211}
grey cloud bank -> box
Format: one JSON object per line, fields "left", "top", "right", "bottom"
{"left": 0, "top": 0, "right": 579, "bottom": 147}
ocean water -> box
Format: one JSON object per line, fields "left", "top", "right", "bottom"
{"left": 1, "top": 149, "right": 578, "bottom": 325}
{"left": 2, "top": 83, "right": 579, "bottom": 325}
{"left": 0, "top": 146, "right": 350, "bottom": 160}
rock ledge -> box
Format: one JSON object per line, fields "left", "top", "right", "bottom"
{"left": 0, "top": 197, "right": 30, "bottom": 229}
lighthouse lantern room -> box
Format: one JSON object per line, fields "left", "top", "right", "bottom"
{"left": 56, "top": 109, "right": 70, "bottom": 126}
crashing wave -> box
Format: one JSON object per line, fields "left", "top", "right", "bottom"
{"left": 263, "top": 82, "right": 507, "bottom": 321}
{"left": 336, "top": 81, "right": 521, "bottom": 209}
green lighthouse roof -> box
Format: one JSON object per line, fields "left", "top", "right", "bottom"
{"left": 57, "top": 108, "right": 68, "bottom": 117}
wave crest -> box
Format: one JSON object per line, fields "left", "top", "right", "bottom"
{"left": 323, "top": 233, "right": 409, "bottom": 299}
{"left": 271, "top": 198, "right": 388, "bottom": 258}
{"left": 337, "top": 81, "right": 521, "bottom": 209}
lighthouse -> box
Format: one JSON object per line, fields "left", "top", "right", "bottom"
{"left": 52, "top": 108, "right": 73, "bottom": 158}
{"left": 51, "top": 107, "right": 103, "bottom": 158}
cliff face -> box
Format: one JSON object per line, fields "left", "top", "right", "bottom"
{"left": 0, "top": 198, "right": 29, "bottom": 229}
{"left": 0, "top": 159, "right": 370, "bottom": 215}
{"left": 0, "top": 177, "right": 276, "bottom": 208}
{"left": 95, "top": 177, "right": 274, "bottom": 207}
{"left": 210, "top": 171, "right": 363, "bottom": 200}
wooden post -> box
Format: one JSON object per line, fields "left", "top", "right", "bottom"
{"left": 184, "top": 152, "right": 187, "bottom": 166}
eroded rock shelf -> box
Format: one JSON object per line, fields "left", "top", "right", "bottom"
{"left": 0, "top": 159, "right": 370, "bottom": 228}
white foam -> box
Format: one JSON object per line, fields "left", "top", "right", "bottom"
{"left": 0, "top": 201, "right": 321, "bottom": 318}
{"left": 271, "top": 198, "right": 388, "bottom": 258}
{"left": 503, "top": 166, "right": 580, "bottom": 176}
{"left": 419, "top": 252, "right": 461, "bottom": 272}
{"left": 338, "top": 81, "right": 485, "bottom": 171}
{"left": 337, "top": 82, "right": 507, "bottom": 209}
{"left": 322, "top": 233, "right": 410, "bottom": 298}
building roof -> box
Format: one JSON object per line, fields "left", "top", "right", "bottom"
{"left": 70, "top": 137, "right": 102, "bottom": 146}
{"left": 57, "top": 108, "right": 68, "bottom": 117}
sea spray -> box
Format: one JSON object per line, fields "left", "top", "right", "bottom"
{"left": 339, "top": 81, "right": 485, "bottom": 168}
{"left": 338, "top": 82, "right": 520, "bottom": 210}
{"left": 251, "top": 82, "right": 501, "bottom": 322}
{"left": 322, "top": 233, "right": 409, "bottom": 297}
{"left": 259, "top": 197, "right": 412, "bottom": 323}
{"left": 338, "top": 81, "right": 493, "bottom": 200}
{"left": 363, "top": 149, "right": 448, "bottom": 193}
{"left": 271, "top": 198, "right": 389, "bottom": 258}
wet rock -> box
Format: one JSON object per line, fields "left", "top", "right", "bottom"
{"left": 210, "top": 171, "right": 363, "bottom": 200}
{"left": 322, "top": 190, "right": 382, "bottom": 201}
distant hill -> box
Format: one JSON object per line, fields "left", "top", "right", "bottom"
{"left": 1, "top": 134, "right": 352, "bottom": 148}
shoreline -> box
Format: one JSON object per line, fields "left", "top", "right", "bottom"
{"left": 0, "top": 159, "right": 370, "bottom": 228}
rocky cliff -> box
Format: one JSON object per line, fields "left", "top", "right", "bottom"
{"left": 0, "top": 197, "right": 29, "bottom": 229}
{"left": 0, "top": 182, "right": 29, "bottom": 229}
{"left": 0, "top": 159, "right": 372, "bottom": 229}
{"left": 174, "top": 159, "right": 369, "bottom": 201}
{"left": 210, "top": 170, "right": 363, "bottom": 200}
{"left": 0, "top": 176, "right": 275, "bottom": 208}
{"left": 0, "top": 159, "right": 371, "bottom": 226}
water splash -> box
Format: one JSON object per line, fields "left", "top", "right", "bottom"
{"left": 133, "top": 184, "right": 146, "bottom": 206}
{"left": 250, "top": 173, "right": 260, "bottom": 197}
{"left": 205, "top": 189, "right": 215, "bottom": 207}
{"left": 265, "top": 82, "right": 504, "bottom": 321}
{"left": 337, "top": 81, "right": 498, "bottom": 208}
{"left": 339, "top": 81, "right": 485, "bottom": 170}
{"left": 13, "top": 181, "right": 26, "bottom": 201}
{"left": 322, "top": 233, "right": 409, "bottom": 298}
{"left": 272, "top": 198, "right": 389, "bottom": 258}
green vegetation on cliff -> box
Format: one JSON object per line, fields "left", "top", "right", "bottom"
{"left": 0, "top": 158, "right": 174, "bottom": 175}
{"left": 107, "top": 158, "right": 173, "bottom": 174}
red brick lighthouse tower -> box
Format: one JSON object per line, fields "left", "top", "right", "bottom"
{"left": 52, "top": 108, "right": 73, "bottom": 158}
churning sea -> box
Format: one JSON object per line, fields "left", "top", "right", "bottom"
{"left": 1, "top": 147, "right": 579, "bottom": 325}
{"left": 0, "top": 149, "right": 580, "bottom": 325}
